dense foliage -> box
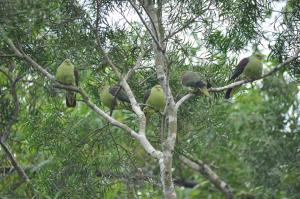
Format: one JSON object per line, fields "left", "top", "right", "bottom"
{"left": 0, "top": 0, "right": 299, "bottom": 198}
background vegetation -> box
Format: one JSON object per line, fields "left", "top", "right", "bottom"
{"left": 0, "top": 0, "right": 299, "bottom": 198}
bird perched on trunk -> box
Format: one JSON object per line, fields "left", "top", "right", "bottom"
{"left": 225, "top": 53, "right": 264, "bottom": 99}
{"left": 181, "top": 71, "right": 210, "bottom": 96}
{"left": 100, "top": 85, "right": 130, "bottom": 114}
{"left": 144, "top": 85, "right": 166, "bottom": 113}
{"left": 55, "top": 59, "right": 79, "bottom": 107}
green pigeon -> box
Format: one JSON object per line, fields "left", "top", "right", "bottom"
{"left": 100, "top": 85, "right": 130, "bottom": 114}
{"left": 181, "top": 71, "right": 210, "bottom": 96}
{"left": 100, "top": 86, "right": 117, "bottom": 110}
{"left": 56, "top": 59, "right": 79, "bottom": 107}
{"left": 225, "top": 53, "right": 264, "bottom": 99}
{"left": 143, "top": 85, "right": 166, "bottom": 113}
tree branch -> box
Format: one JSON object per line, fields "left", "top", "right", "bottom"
{"left": 176, "top": 49, "right": 300, "bottom": 108}
{"left": 163, "top": 16, "right": 198, "bottom": 42}
{"left": 209, "top": 49, "right": 300, "bottom": 92}
{"left": 179, "top": 155, "right": 234, "bottom": 199}
{"left": 125, "top": 38, "right": 146, "bottom": 81}
{"left": 72, "top": 0, "right": 147, "bottom": 127}
{"left": 6, "top": 39, "right": 55, "bottom": 81}
{"left": 128, "top": 0, "right": 163, "bottom": 52}
{"left": 6, "top": 38, "right": 136, "bottom": 134}
{"left": 6, "top": 38, "right": 162, "bottom": 159}
{"left": 0, "top": 159, "right": 51, "bottom": 174}
{"left": 0, "top": 140, "right": 30, "bottom": 183}
{"left": 144, "top": 1, "right": 178, "bottom": 198}
{"left": 138, "top": 0, "right": 159, "bottom": 41}
{"left": 175, "top": 93, "right": 194, "bottom": 110}
{"left": 95, "top": 170, "right": 199, "bottom": 188}
{"left": 0, "top": 60, "right": 22, "bottom": 141}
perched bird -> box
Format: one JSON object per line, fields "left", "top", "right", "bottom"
{"left": 100, "top": 86, "right": 117, "bottom": 110}
{"left": 225, "top": 53, "right": 264, "bottom": 99}
{"left": 100, "top": 85, "right": 130, "bottom": 114}
{"left": 55, "top": 59, "right": 79, "bottom": 107}
{"left": 144, "top": 85, "right": 166, "bottom": 113}
{"left": 181, "top": 71, "right": 210, "bottom": 96}
{"left": 109, "top": 85, "right": 130, "bottom": 104}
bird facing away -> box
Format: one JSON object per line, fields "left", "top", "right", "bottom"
{"left": 55, "top": 59, "right": 79, "bottom": 107}
{"left": 181, "top": 71, "right": 210, "bottom": 96}
{"left": 225, "top": 53, "right": 264, "bottom": 99}
{"left": 144, "top": 85, "right": 166, "bottom": 113}
{"left": 109, "top": 85, "right": 130, "bottom": 103}
{"left": 100, "top": 85, "right": 130, "bottom": 114}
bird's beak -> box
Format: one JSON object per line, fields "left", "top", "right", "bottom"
{"left": 200, "top": 87, "right": 210, "bottom": 96}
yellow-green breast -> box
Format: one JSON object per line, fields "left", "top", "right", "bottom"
{"left": 100, "top": 86, "right": 117, "bottom": 108}
{"left": 243, "top": 56, "right": 263, "bottom": 79}
{"left": 56, "top": 59, "right": 75, "bottom": 85}
{"left": 146, "top": 85, "right": 166, "bottom": 112}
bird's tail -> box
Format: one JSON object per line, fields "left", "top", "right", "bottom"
{"left": 66, "top": 91, "right": 76, "bottom": 107}
{"left": 225, "top": 85, "right": 241, "bottom": 99}
{"left": 225, "top": 88, "right": 232, "bottom": 99}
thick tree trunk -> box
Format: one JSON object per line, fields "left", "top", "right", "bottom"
{"left": 159, "top": 153, "right": 177, "bottom": 199}
{"left": 142, "top": 1, "right": 178, "bottom": 198}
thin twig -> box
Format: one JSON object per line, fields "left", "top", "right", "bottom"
{"left": 128, "top": 0, "right": 163, "bottom": 52}
{"left": 164, "top": 16, "right": 198, "bottom": 42}
{"left": 125, "top": 39, "right": 146, "bottom": 80}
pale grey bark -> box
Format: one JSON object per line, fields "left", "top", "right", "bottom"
{"left": 180, "top": 155, "right": 234, "bottom": 199}
{"left": 177, "top": 49, "right": 300, "bottom": 106}
{"left": 139, "top": 1, "right": 178, "bottom": 198}
{"left": 6, "top": 1, "right": 300, "bottom": 197}
{"left": 6, "top": 38, "right": 163, "bottom": 161}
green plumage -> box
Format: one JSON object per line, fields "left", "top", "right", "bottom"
{"left": 100, "top": 86, "right": 117, "bottom": 109}
{"left": 225, "top": 53, "right": 263, "bottom": 99}
{"left": 55, "top": 59, "right": 77, "bottom": 107}
{"left": 181, "top": 71, "right": 210, "bottom": 96}
{"left": 242, "top": 55, "right": 263, "bottom": 79}
{"left": 100, "top": 85, "right": 130, "bottom": 113}
{"left": 56, "top": 59, "right": 75, "bottom": 85}
{"left": 144, "top": 85, "right": 166, "bottom": 112}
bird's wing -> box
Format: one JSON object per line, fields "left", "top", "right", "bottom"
{"left": 181, "top": 72, "right": 199, "bottom": 87}
{"left": 109, "top": 86, "right": 130, "bottom": 103}
{"left": 144, "top": 89, "right": 151, "bottom": 103}
{"left": 74, "top": 69, "right": 79, "bottom": 86}
{"left": 229, "top": 57, "right": 249, "bottom": 81}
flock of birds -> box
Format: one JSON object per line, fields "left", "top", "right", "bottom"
{"left": 55, "top": 53, "right": 264, "bottom": 115}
